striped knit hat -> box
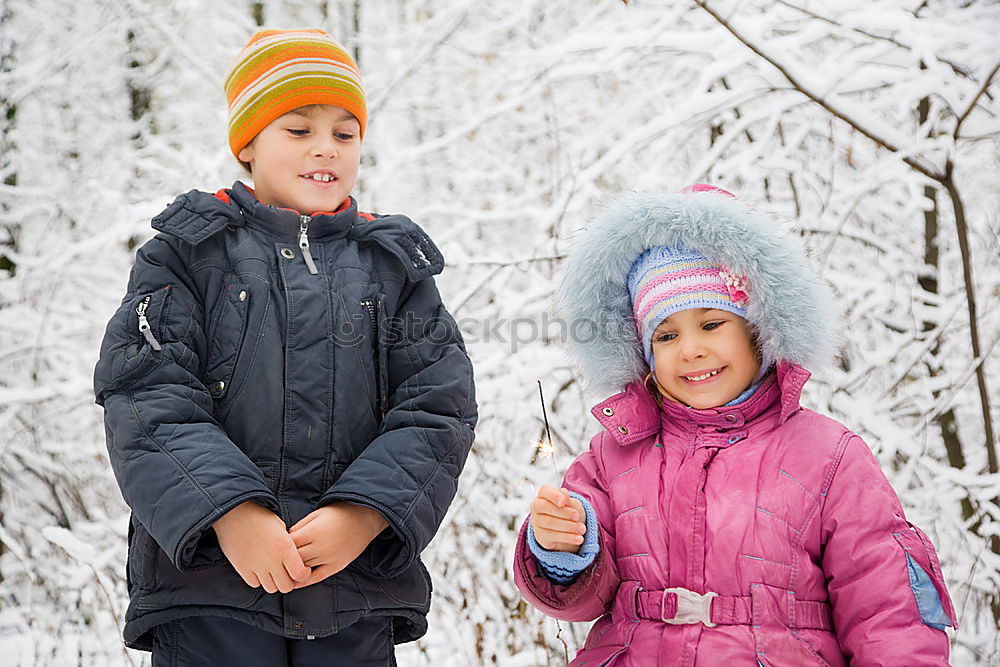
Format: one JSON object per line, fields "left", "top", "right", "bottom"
{"left": 628, "top": 245, "right": 750, "bottom": 370}
{"left": 224, "top": 29, "right": 367, "bottom": 159}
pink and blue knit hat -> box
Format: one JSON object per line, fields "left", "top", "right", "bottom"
{"left": 627, "top": 184, "right": 757, "bottom": 370}
{"left": 628, "top": 245, "right": 750, "bottom": 369}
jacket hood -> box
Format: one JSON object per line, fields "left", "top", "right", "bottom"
{"left": 557, "top": 191, "right": 837, "bottom": 396}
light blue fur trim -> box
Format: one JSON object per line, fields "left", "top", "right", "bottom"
{"left": 557, "top": 192, "right": 838, "bottom": 395}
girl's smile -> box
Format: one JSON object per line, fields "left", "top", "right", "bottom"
{"left": 681, "top": 366, "right": 725, "bottom": 383}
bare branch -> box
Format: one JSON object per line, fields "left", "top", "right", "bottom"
{"left": 954, "top": 59, "right": 1000, "bottom": 140}
{"left": 448, "top": 255, "right": 565, "bottom": 269}
{"left": 940, "top": 164, "right": 997, "bottom": 475}
{"left": 692, "top": 0, "right": 943, "bottom": 181}
{"left": 774, "top": 0, "right": 973, "bottom": 79}
{"left": 367, "top": 9, "right": 470, "bottom": 117}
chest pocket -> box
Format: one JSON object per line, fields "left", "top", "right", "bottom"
{"left": 359, "top": 293, "right": 388, "bottom": 420}
{"left": 204, "top": 282, "right": 251, "bottom": 401}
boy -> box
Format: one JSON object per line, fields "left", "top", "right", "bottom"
{"left": 94, "top": 29, "right": 477, "bottom": 665}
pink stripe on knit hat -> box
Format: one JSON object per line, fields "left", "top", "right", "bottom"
{"left": 639, "top": 290, "right": 738, "bottom": 330}
{"left": 633, "top": 268, "right": 722, "bottom": 307}
{"left": 635, "top": 282, "right": 731, "bottom": 320}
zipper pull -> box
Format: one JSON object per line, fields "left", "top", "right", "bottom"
{"left": 298, "top": 215, "right": 318, "bottom": 275}
{"left": 136, "top": 296, "right": 162, "bottom": 351}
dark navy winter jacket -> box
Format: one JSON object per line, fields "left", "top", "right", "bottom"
{"left": 94, "top": 182, "right": 477, "bottom": 649}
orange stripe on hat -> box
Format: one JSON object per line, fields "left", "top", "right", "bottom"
{"left": 228, "top": 85, "right": 363, "bottom": 156}
{"left": 224, "top": 29, "right": 366, "bottom": 158}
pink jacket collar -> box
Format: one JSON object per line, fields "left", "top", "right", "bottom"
{"left": 590, "top": 361, "right": 811, "bottom": 447}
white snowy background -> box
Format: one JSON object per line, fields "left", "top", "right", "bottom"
{"left": 0, "top": 0, "right": 998, "bottom": 664}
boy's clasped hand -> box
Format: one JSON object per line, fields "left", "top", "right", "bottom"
{"left": 213, "top": 500, "right": 389, "bottom": 594}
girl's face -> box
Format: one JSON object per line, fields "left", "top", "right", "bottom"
{"left": 651, "top": 308, "right": 760, "bottom": 409}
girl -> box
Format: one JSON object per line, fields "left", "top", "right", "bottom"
{"left": 513, "top": 186, "right": 955, "bottom": 666}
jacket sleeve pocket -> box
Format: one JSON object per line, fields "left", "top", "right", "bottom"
{"left": 892, "top": 522, "right": 957, "bottom": 630}
{"left": 96, "top": 286, "right": 172, "bottom": 401}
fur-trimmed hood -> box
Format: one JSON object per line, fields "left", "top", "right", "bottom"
{"left": 557, "top": 191, "right": 837, "bottom": 396}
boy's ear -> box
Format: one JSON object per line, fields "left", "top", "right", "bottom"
{"left": 237, "top": 143, "right": 254, "bottom": 166}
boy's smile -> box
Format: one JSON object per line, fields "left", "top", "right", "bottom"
{"left": 651, "top": 309, "right": 760, "bottom": 409}
{"left": 238, "top": 104, "right": 361, "bottom": 215}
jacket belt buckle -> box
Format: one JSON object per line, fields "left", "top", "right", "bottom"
{"left": 662, "top": 587, "right": 718, "bottom": 627}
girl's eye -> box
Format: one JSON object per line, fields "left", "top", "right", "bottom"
{"left": 703, "top": 321, "right": 724, "bottom": 331}
{"left": 287, "top": 129, "right": 309, "bottom": 136}
{"left": 655, "top": 332, "right": 677, "bottom": 342}
{"left": 335, "top": 132, "right": 356, "bottom": 141}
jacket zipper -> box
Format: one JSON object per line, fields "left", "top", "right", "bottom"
{"left": 362, "top": 297, "right": 383, "bottom": 417}
{"left": 298, "top": 214, "right": 318, "bottom": 275}
{"left": 136, "top": 296, "right": 162, "bottom": 351}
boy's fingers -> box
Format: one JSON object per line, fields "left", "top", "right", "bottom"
{"left": 290, "top": 529, "right": 312, "bottom": 548}
{"left": 289, "top": 511, "right": 317, "bottom": 533}
{"left": 293, "top": 563, "right": 337, "bottom": 590}
{"left": 310, "top": 563, "right": 339, "bottom": 584}
{"left": 295, "top": 565, "right": 334, "bottom": 588}
{"left": 281, "top": 539, "right": 311, "bottom": 579}
{"left": 284, "top": 553, "right": 311, "bottom": 582}
{"left": 273, "top": 569, "right": 295, "bottom": 594}
{"left": 238, "top": 569, "right": 261, "bottom": 588}
{"left": 295, "top": 543, "right": 320, "bottom": 565}
{"left": 260, "top": 573, "right": 278, "bottom": 595}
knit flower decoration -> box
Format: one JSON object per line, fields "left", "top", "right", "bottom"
{"left": 719, "top": 270, "right": 749, "bottom": 306}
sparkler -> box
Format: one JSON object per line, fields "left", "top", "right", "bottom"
{"left": 534, "top": 380, "right": 560, "bottom": 478}
{"left": 534, "top": 379, "right": 569, "bottom": 663}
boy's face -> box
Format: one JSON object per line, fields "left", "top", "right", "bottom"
{"left": 238, "top": 104, "right": 361, "bottom": 215}
{"left": 651, "top": 308, "right": 760, "bottom": 409}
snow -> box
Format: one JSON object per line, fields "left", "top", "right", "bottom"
{"left": 0, "top": 0, "right": 998, "bottom": 664}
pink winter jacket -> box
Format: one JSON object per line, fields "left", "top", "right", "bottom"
{"left": 514, "top": 362, "right": 956, "bottom": 666}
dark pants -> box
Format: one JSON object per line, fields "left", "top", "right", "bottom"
{"left": 151, "top": 615, "right": 395, "bottom": 667}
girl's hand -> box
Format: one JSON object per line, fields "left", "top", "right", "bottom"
{"left": 530, "top": 484, "right": 587, "bottom": 553}
{"left": 212, "top": 501, "right": 311, "bottom": 594}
